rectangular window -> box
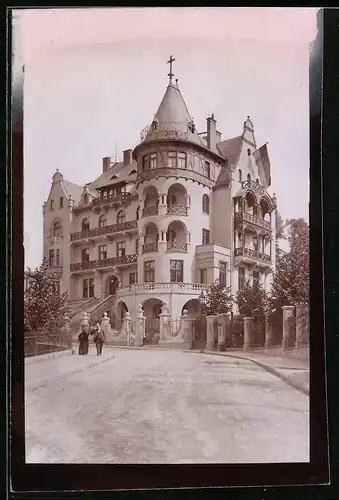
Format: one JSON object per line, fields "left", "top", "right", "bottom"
{"left": 253, "top": 271, "right": 260, "bottom": 288}
{"left": 129, "top": 272, "right": 138, "bottom": 285}
{"left": 144, "top": 260, "right": 155, "bottom": 283}
{"left": 56, "top": 249, "right": 60, "bottom": 267}
{"left": 81, "top": 248, "right": 90, "bottom": 263}
{"left": 150, "top": 153, "right": 157, "bottom": 169}
{"left": 48, "top": 249, "right": 54, "bottom": 267}
{"left": 168, "top": 151, "right": 177, "bottom": 168}
{"left": 83, "top": 279, "right": 89, "bottom": 299}
{"left": 98, "top": 245, "right": 107, "bottom": 261}
{"left": 202, "top": 229, "right": 210, "bottom": 245}
{"left": 89, "top": 278, "right": 95, "bottom": 297}
{"left": 117, "top": 241, "right": 126, "bottom": 257}
{"left": 219, "top": 261, "right": 227, "bottom": 288}
{"left": 178, "top": 152, "right": 187, "bottom": 169}
{"left": 59, "top": 197, "right": 64, "bottom": 208}
{"left": 204, "top": 161, "right": 211, "bottom": 179}
{"left": 170, "top": 260, "right": 183, "bottom": 283}
{"left": 238, "top": 267, "right": 245, "bottom": 291}
{"left": 200, "top": 268, "right": 207, "bottom": 284}
{"left": 142, "top": 154, "right": 149, "bottom": 171}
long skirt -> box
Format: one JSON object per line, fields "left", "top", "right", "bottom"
{"left": 78, "top": 339, "right": 89, "bottom": 355}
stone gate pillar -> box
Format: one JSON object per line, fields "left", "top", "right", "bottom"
{"left": 134, "top": 304, "right": 145, "bottom": 347}
{"left": 159, "top": 303, "right": 171, "bottom": 344}
{"left": 295, "top": 303, "right": 309, "bottom": 348}
{"left": 217, "top": 313, "right": 230, "bottom": 351}
{"left": 282, "top": 305, "right": 294, "bottom": 351}
{"left": 264, "top": 319, "right": 273, "bottom": 350}
{"left": 206, "top": 315, "right": 218, "bottom": 351}
{"left": 182, "top": 309, "right": 193, "bottom": 349}
{"left": 80, "top": 312, "right": 89, "bottom": 329}
{"left": 243, "top": 317, "right": 254, "bottom": 350}
{"left": 123, "top": 312, "right": 132, "bottom": 346}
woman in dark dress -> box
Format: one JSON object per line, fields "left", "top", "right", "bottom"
{"left": 78, "top": 326, "right": 90, "bottom": 355}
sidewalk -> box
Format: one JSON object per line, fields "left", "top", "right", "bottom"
{"left": 203, "top": 349, "right": 310, "bottom": 396}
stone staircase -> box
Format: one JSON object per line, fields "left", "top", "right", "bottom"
{"left": 69, "top": 295, "right": 117, "bottom": 337}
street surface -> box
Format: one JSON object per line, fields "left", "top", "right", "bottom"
{"left": 25, "top": 347, "right": 309, "bottom": 464}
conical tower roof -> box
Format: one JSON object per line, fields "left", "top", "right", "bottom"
{"left": 143, "top": 80, "right": 202, "bottom": 146}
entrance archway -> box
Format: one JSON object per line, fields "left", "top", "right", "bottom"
{"left": 181, "top": 299, "right": 201, "bottom": 318}
{"left": 142, "top": 298, "right": 163, "bottom": 345}
{"left": 116, "top": 301, "right": 128, "bottom": 329}
{"left": 106, "top": 275, "right": 119, "bottom": 297}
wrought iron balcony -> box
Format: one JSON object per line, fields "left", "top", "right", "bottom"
{"left": 166, "top": 205, "right": 188, "bottom": 216}
{"left": 70, "top": 220, "right": 137, "bottom": 242}
{"left": 235, "top": 247, "right": 271, "bottom": 264}
{"left": 166, "top": 241, "right": 188, "bottom": 252}
{"left": 142, "top": 206, "right": 158, "bottom": 218}
{"left": 92, "top": 192, "right": 132, "bottom": 207}
{"left": 70, "top": 253, "right": 138, "bottom": 272}
{"left": 142, "top": 242, "right": 158, "bottom": 253}
{"left": 235, "top": 211, "right": 271, "bottom": 231}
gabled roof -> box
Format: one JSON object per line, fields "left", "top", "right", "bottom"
{"left": 89, "top": 161, "right": 138, "bottom": 190}
{"left": 62, "top": 180, "right": 84, "bottom": 204}
{"left": 216, "top": 135, "right": 243, "bottom": 168}
{"left": 143, "top": 81, "right": 203, "bottom": 146}
{"left": 215, "top": 166, "right": 232, "bottom": 187}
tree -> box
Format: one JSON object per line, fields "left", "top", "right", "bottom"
{"left": 24, "top": 258, "right": 69, "bottom": 335}
{"left": 199, "top": 280, "right": 233, "bottom": 316}
{"left": 275, "top": 209, "right": 287, "bottom": 258}
{"left": 271, "top": 218, "right": 309, "bottom": 307}
{"left": 235, "top": 276, "right": 271, "bottom": 320}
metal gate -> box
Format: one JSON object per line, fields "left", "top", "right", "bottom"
{"left": 192, "top": 315, "right": 207, "bottom": 350}
{"left": 144, "top": 317, "right": 160, "bottom": 345}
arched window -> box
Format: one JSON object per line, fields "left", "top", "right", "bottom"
{"left": 82, "top": 218, "right": 90, "bottom": 231}
{"left": 99, "top": 214, "right": 107, "bottom": 228}
{"left": 50, "top": 199, "right": 54, "bottom": 211}
{"left": 136, "top": 207, "right": 140, "bottom": 220}
{"left": 247, "top": 148, "right": 251, "bottom": 156}
{"left": 117, "top": 210, "right": 126, "bottom": 224}
{"left": 202, "top": 194, "right": 210, "bottom": 214}
{"left": 239, "top": 169, "right": 242, "bottom": 183}
{"left": 59, "top": 197, "right": 64, "bottom": 208}
{"left": 256, "top": 178, "right": 259, "bottom": 184}
{"left": 247, "top": 173, "right": 251, "bottom": 181}
{"left": 53, "top": 221, "right": 62, "bottom": 237}
{"left": 83, "top": 194, "right": 88, "bottom": 205}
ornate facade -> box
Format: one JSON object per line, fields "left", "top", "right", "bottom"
{"left": 42, "top": 62, "right": 277, "bottom": 325}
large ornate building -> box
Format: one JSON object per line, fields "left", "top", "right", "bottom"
{"left": 42, "top": 58, "right": 276, "bottom": 326}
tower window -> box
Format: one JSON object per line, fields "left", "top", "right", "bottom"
{"left": 50, "top": 199, "right": 54, "bottom": 211}
{"left": 142, "top": 154, "right": 149, "bottom": 171}
{"left": 204, "top": 161, "right": 211, "bottom": 179}
{"left": 239, "top": 169, "right": 242, "bottom": 182}
{"left": 53, "top": 221, "right": 62, "bottom": 237}
{"left": 168, "top": 152, "right": 177, "bottom": 168}
{"left": 83, "top": 194, "right": 88, "bottom": 205}
{"left": 150, "top": 153, "right": 157, "bottom": 169}
{"left": 247, "top": 148, "right": 251, "bottom": 156}
{"left": 178, "top": 152, "right": 187, "bottom": 169}
{"left": 202, "top": 194, "right": 210, "bottom": 214}
{"left": 247, "top": 173, "right": 251, "bottom": 181}
{"left": 59, "top": 197, "right": 64, "bottom": 208}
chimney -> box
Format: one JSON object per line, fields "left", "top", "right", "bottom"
{"left": 123, "top": 149, "right": 133, "bottom": 166}
{"left": 102, "top": 157, "right": 110, "bottom": 173}
{"left": 216, "top": 130, "right": 222, "bottom": 143}
{"left": 207, "top": 114, "right": 217, "bottom": 152}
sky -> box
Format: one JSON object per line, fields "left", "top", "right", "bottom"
{"left": 17, "top": 7, "right": 318, "bottom": 268}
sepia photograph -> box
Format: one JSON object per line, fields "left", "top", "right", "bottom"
{"left": 17, "top": 7, "right": 317, "bottom": 472}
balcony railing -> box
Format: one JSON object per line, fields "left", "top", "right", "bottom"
{"left": 70, "top": 220, "right": 137, "bottom": 242}
{"left": 70, "top": 254, "right": 138, "bottom": 272}
{"left": 92, "top": 192, "right": 132, "bottom": 206}
{"left": 119, "top": 282, "right": 209, "bottom": 293}
{"left": 166, "top": 241, "right": 188, "bottom": 252}
{"left": 241, "top": 179, "right": 266, "bottom": 196}
{"left": 235, "top": 247, "right": 271, "bottom": 263}
{"left": 235, "top": 211, "right": 271, "bottom": 231}
{"left": 142, "top": 206, "right": 158, "bottom": 218}
{"left": 167, "top": 205, "right": 188, "bottom": 216}
{"left": 142, "top": 242, "right": 158, "bottom": 253}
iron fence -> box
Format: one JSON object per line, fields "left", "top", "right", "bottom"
{"left": 24, "top": 333, "right": 72, "bottom": 357}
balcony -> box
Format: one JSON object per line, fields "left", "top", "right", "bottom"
{"left": 167, "top": 205, "right": 188, "bottom": 216}
{"left": 235, "top": 247, "right": 271, "bottom": 265}
{"left": 118, "top": 282, "right": 209, "bottom": 297}
{"left": 70, "top": 253, "right": 138, "bottom": 272}
{"left": 142, "top": 206, "right": 158, "bottom": 218}
{"left": 166, "top": 241, "right": 188, "bottom": 252}
{"left": 142, "top": 242, "right": 158, "bottom": 253}
{"left": 235, "top": 211, "right": 271, "bottom": 231}
{"left": 92, "top": 192, "right": 132, "bottom": 210}
{"left": 70, "top": 220, "right": 137, "bottom": 242}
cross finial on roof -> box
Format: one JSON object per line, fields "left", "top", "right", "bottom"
{"left": 167, "top": 55, "right": 175, "bottom": 82}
